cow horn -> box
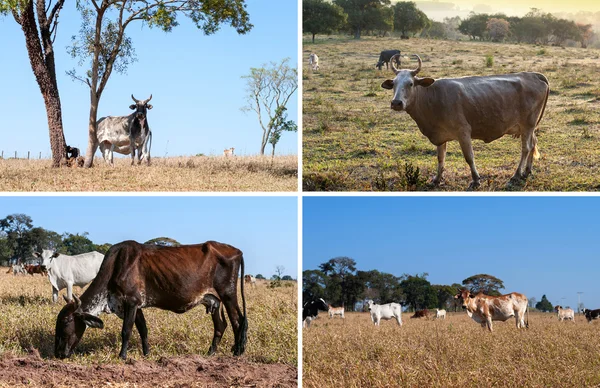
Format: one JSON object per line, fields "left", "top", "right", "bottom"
{"left": 131, "top": 94, "right": 139, "bottom": 103}
{"left": 145, "top": 94, "right": 152, "bottom": 104}
{"left": 390, "top": 54, "right": 401, "bottom": 75}
{"left": 73, "top": 295, "right": 82, "bottom": 309}
{"left": 410, "top": 54, "right": 422, "bottom": 76}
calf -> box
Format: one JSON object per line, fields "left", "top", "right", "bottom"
{"left": 367, "top": 300, "right": 402, "bottom": 326}
{"left": 435, "top": 308, "right": 447, "bottom": 319}
{"left": 583, "top": 308, "right": 600, "bottom": 323}
{"left": 303, "top": 297, "right": 329, "bottom": 328}
{"left": 328, "top": 304, "right": 345, "bottom": 319}
{"left": 54, "top": 240, "right": 247, "bottom": 360}
{"left": 25, "top": 264, "right": 47, "bottom": 276}
{"left": 244, "top": 274, "right": 256, "bottom": 287}
{"left": 223, "top": 147, "right": 235, "bottom": 157}
{"left": 376, "top": 49, "right": 401, "bottom": 70}
{"left": 455, "top": 289, "right": 528, "bottom": 331}
{"left": 554, "top": 305, "right": 575, "bottom": 322}
{"left": 411, "top": 309, "right": 430, "bottom": 319}
{"left": 308, "top": 53, "right": 319, "bottom": 71}
{"left": 11, "top": 264, "right": 26, "bottom": 276}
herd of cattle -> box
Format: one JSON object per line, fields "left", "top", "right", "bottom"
{"left": 5, "top": 240, "right": 251, "bottom": 360}
{"left": 303, "top": 290, "right": 600, "bottom": 329}
{"left": 307, "top": 47, "right": 550, "bottom": 189}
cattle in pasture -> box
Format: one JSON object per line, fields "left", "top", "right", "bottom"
{"left": 11, "top": 264, "right": 26, "bottom": 276}
{"left": 454, "top": 289, "right": 528, "bottom": 331}
{"left": 411, "top": 309, "right": 430, "bottom": 319}
{"left": 436, "top": 308, "right": 447, "bottom": 319}
{"left": 244, "top": 274, "right": 256, "bottom": 287}
{"left": 376, "top": 50, "right": 401, "bottom": 71}
{"left": 367, "top": 300, "right": 402, "bottom": 326}
{"left": 66, "top": 145, "right": 80, "bottom": 159}
{"left": 554, "top": 306, "right": 575, "bottom": 322}
{"left": 54, "top": 240, "right": 247, "bottom": 360}
{"left": 25, "top": 264, "right": 48, "bottom": 276}
{"left": 583, "top": 308, "right": 600, "bottom": 323}
{"left": 328, "top": 304, "right": 345, "bottom": 319}
{"left": 95, "top": 95, "right": 153, "bottom": 166}
{"left": 381, "top": 54, "right": 550, "bottom": 189}
{"left": 308, "top": 53, "right": 319, "bottom": 71}
{"left": 303, "top": 297, "right": 329, "bottom": 328}
{"left": 34, "top": 250, "right": 105, "bottom": 303}
{"left": 223, "top": 147, "right": 235, "bottom": 157}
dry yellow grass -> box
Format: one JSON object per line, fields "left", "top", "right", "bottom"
{"left": 303, "top": 311, "right": 600, "bottom": 387}
{"left": 0, "top": 270, "right": 297, "bottom": 366}
{"left": 0, "top": 155, "right": 297, "bottom": 192}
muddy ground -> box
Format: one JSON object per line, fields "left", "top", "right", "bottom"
{"left": 0, "top": 352, "right": 297, "bottom": 387}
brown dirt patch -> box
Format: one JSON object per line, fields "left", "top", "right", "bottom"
{"left": 0, "top": 353, "right": 297, "bottom": 387}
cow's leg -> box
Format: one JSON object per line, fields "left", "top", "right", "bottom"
{"left": 119, "top": 302, "right": 138, "bottom": 360}
{"left": 66, "top": 283, "right": 73, "bottom": 303}
{"left": 52, "top": 286, "right": 59, "bottom": 303}
{"left": 513, "top": 133, "right": 534, "bottom": 181}
{"left": 218, "top": 284, "right": 246, "bottom": 356}
{"left": 134, "top": 308, "right": 149, "bottom": 356}
{"left": 486, "top": 316, "right": 493, "bottom": 332}
{"left": 433, "top": 142, "right": 447, "bottom": 185}
{"left": 109, "top": 143, "right": 116, "bottom": 166}
{"left": 457, "top": 133, "right": 480, "bottom": 189}
{"left": 396, "top": 315, "right": 402, "bottom": 326}
{"left": 524, "top": 132, "right": 538, "bottom": 177}
{"left": 208, "top": 305, "right": 228, "bottom": 355}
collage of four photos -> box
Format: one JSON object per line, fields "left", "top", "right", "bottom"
{"left": 1, "top": 0, "right": 599, "bottom": 386}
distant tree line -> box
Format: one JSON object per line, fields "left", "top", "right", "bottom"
{"left": 303, "top": 1, "right": 596, "bottom": 47}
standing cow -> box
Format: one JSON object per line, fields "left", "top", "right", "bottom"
{"left": 381, "top": 54, "right": 549, "bottom": 189}
{"left": 308, "top": 53, "right": 319, "bottom": 71}
{"left": 554, "top": 306, "right": 575, "bottom": 322}
{"left": 95, "top": 95, "right": 153, "bottom": 166}
{"left": 455, "top": 289, "right": 528, "bottom": 331}
{"left": 367, "top": 300, "right": 403, "bottom": 326}
{"left": 376, "top": 50, "right": 401, "bottom": 71}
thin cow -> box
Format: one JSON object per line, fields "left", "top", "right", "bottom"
{"left": 54, "top": 240, "right": 247, "bottom": 360}
{"left": 455, "top": 289, "right": 528, "bottom": 331}
{"left": 381, "top": 54, "right": 549, "bottom": 189}
{"left": 95, "top": 95, "right": 153, "bottom": 166}
{"left": 554, "top": 305, "right": 575, "bottom": 322}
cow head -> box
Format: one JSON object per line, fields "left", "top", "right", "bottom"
{"left": 366, "top": 300, "right": 375, "bottom": 311}
{"left": 54, "top": 295, "right": 104, "bottom": 359}
{"left": 33, "top": 249, "right": 59, "bottom": 267}
{"left": 129, "top": 94, "right": 153, "bottom": 129}
{"left": 381, "top": 54, "right": 435, "bottom": 112}
{"left": 454, "top": 289, "right": 475, "bottom": 310}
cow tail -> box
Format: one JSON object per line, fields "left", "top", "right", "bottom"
{"left": 526, "top": 305, "right": 530, "bottom": 329}
{"left": 237, "top": 253, "right": 248, "bottom": 355}
{"left": 533, "top": 74, "right": 549, "bottom": 160}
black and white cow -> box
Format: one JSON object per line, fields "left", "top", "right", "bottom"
{"left": 96, "top": 95, "right": 153, "bottom": 166}
{"left": 302, "top": 297, "right": 329, "bottom": 328}
{"left": 583, "top": 308, "right": 600, "bottom": 323}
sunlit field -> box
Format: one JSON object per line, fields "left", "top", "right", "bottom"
{"left": 0, "top": 155, "right": 298, "bottom": 192}
{"left": 0, "top": 270, "right": 297, "bottom": 387}
{"left": 303, "top": 311, "right": 600, "bottom": 387}
{"left": 303, "top": 35, "right": 600, "bottom": 191}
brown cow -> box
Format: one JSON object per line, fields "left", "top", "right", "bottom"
{"left": 411, "top": 309, "right": 430, "bottom": 319}
{"left": 454, "top": 289, "right": 528, "bottom": 331}
{"left": 54, "top": 240, "right": 247, "bottom": 360}
{"left": 25, "top": 264, "right": 48, "bottom": 276}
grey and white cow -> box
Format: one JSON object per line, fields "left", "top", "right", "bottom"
{"left": 96, "top": 95, "right": 153, "bottom": 166}
{"left": 381, "top": 54, "right": 549, "bottom": 189}
{"left": 34, "top": 250, "right": 105, "bottom": 303}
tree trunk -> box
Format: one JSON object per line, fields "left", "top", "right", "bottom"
{"left": 312, "top": 33, "right": 315, "bottom": 43}
{"left": 354, "top": 26, "right": 361, "bottom": 39}
{"left": 271, "top": 143, "right": 276, "bottom": 157}
{"left": 84, "top": 92, "right": 100, "bottom": 167}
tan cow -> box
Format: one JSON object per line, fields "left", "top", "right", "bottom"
{"left": 244, "top": 274, "right": 256, "bottom": 287}
{"left": 555, "top": 305, "right": 575, "bottom": 322}
{"left": 381, "top": 54, "right": 549, "bottom": 189}
{"left": 454, "top": 289, "right": 528, "bottom": 331}
{"left": 223, "top": 147, "right": 235, "bottom": 157}
{"left": 328, "top": 304, "right": 344, "bottom": 319}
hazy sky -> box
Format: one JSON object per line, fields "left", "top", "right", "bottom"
{"left": 0, "top": 196, "right": 298, "bottom": 278}
{"left": 0, "top": 1, "right": 298, "bottom": 158}
{"left": 304, "top": 196, "right": 600, "bottom": 310}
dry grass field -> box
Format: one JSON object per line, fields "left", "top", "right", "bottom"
{"left": 303, "top": 35, "right": 600, "bottom": 191}
{"left": 0, "top": 270, "right": 297, "bottom": 387}
{"left": 303, "top": 311, "right": 600, "bottom": 387}
{"left": 0, "top": 155, "right": 297, "bottom": 192}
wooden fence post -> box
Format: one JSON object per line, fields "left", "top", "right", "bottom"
{"left": 28, "top": 151, "right": 30, "bottom": 160}
{"left": 14, "top": 151, "right": 17, "bottom": 159}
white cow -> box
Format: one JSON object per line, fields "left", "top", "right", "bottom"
{"left": 367, "top": 300, "right": 402, "bottom": 326}
{"left": 34, "top": 250, "right": 105, "bottom": 303}
{"left": 11, "top": 263, "right": 26, "bottom": 276}
{"left": 328, "top": 304, "right": 345, "bottom": 319}
{"left": 555, "top": 306, "right": 575, "bottom": 322}
{"left": 436, "top": 308, "right": 447, "bottom": 319}
{"left": 308, "top": 53, "right": 319, "bottom": 71}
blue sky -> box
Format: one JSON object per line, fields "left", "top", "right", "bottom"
{"left": 304, "top": 196, "right": 600, "bottom": 309}
{"left": 0, "top": 1, "right": 298, "bottom": 158}
{"left": 0, "top": 196, "right": 298, "bottom": 278}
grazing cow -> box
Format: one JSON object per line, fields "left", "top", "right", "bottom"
{"left": 25, "top": 264, "right": 48, "bottom": 276}
{"left": 244, "top": 274, "right": 256, "bottom": 287}
{"left": 583, "top": 308, "right": 600, "bottom": 323}
{"left": 411, "top": 309, "right": 430, "bottom": 319}
{"left": 35, "top": 250, "right": 105, "bottom": 303}
{"left": 96, "top": 95, "right": 153, "bottom": 166}
{"left": 367, "top": 300, "right": 402, "bottom": 326}
{"left": 66, "top": 145, "right": 80, "bottom": 159}
{"left": 308, "top": 53, "right": 319, "bottom": 71}
{"left": 223, "top": 147, "right": 235, "bottom": 157}
{"left": 376, "top": 49, "right": 401, "bottom": 71}
{"left": 54, "top": 240, "right": 247, "bottom": 360}
{"left": 381, "top": 54, "right": 550, "bottom": 189}
{"left": 435, "top": 308, "right": 447, "bottom": 320}
{"left": 454, "top": 289, "right": 528, "bottom": 331}
{"left": 303, "top": 297, "right": 329, "bottom": 328}
{"left": 328, "top": 304, "right": 345, "bottom": 319}
{"left": 555, "top": 306, "right": 575, "bottom": 322}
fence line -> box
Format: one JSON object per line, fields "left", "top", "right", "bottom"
{"left": 0, "top": 151, "right": 44, "bottom": 160}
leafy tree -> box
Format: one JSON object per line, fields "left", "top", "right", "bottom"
{"left": 400, "top": 274, "right": 437, "bottom": 310}
{"left": 425, "top": 21, "right": 447, "bottom": 39}
{"left": 0, "top": 214, "right": 34, "bottom": 261}
{"left": 255, "top": 274, "right": 265, "bottom": 280}
{"left": 27, "top": 227, "right": 62, "bottom": 253}
{"left": 393, "top": 1, "right": 430, "bottom": 39}
{"left": 282, "top": 275, "right": 293, "bottom": 281}
{"left": 577, "top": 23, "right": 593, "bottom": 48}
{"left": 536, "top": 294, "right": 553, "bottom": 312}
{"left": 95, "top": 243, "right": 112, "bottom": 254}
{"left": 303, "top": 0, "right": 347, "bottom": 43}
{"left": 528, "top": 296, "right": 537, "bottom": 309}
{"left": 462, "top": 274, "right": 505, "bottom": 296}
{"left": 459, "top": 12, "right": 489, "bottom": 40}
{"left": 303, "top": 269, "right": 328, "bottom": 299}
{"left": 486, "top": 18, "right": 510, "bottom": 42}
{"left": 241, "top": 58, "right": 298, "bottom": 155}
{"left": 144, "top": 237, "right": 181, "bottom": 247}
{"left": 357, "top": 269, "right": 401, "bottom": 304}
{"left": 550, "top": 18, "right": 580, "bottom": 46}
{"left": 1, "top": 0, "right": 68, "bottom": 166}
{"left": 433, "top": 284, "right": 460, "bottom": 309}
{"left": 364, "top": 5, "right": 393, "bottom": 37}
{"left": 61, "top": 232, "right": 96, "bottom": 255}
{"left": 334, "top": 0, "right": 390, "bottom": 39}
{"left": 267, "top": 107, "right": 297, "bottom": 157}
{"left": 67, "top": 0, "right": 253, "bottom": 167}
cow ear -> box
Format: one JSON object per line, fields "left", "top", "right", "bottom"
{"left": 415, "top": 77, "right": 435, "bottom": 87}
{"left": 381, "top": 79, "right": 394, "bottom": 90}
{"left": 146, "top": 104, "right": 153, "bottom": 110}
{"left": 129, "top": 104, "right": 136, "bottom": 110}
{"left": 51, "top": 252, "right": 60, "bottom": 258}
{"left": 75, "top": 312, "right": 104, "bottom": 329}
{"left": 33, "top": 252, "right": 41, "bottom": 258}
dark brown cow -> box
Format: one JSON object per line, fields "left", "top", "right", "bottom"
{"left": 25, "top": 264, "right": 48, "bottom": 276}
{"left": 411, "top": 309, "right": 430, "bottom": 319}
{"left": 54, "top": 240, "right": 247, "bottom": 360}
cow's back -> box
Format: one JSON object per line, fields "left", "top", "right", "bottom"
{"left": 97, "top": 116, "right": 131, "bottom": 146}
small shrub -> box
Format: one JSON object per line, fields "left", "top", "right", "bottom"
{"left": 484, "top": 54, "right": 494, "bottom": 68}
{"left": 537, "top": 48, "right": 547, "bottom": 56}
{"left": 452, "top": 59, "right": 463, "bottom": 65}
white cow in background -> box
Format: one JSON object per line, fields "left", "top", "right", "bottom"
{"left": 367, "top": 300, "right": 403, "bottom": 326}
{"left": 12, "top": 264, "right": 26, "bottom": 276}
{"left": 436, "top": 308, "right": 447, "bottom": 319}
{"left": 308, "top": 53, "right": 319, "bottom": 71}
{"left": 34, "top": 250, "right": 105, "bottom": 303}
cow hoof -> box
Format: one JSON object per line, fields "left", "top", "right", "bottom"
{"left": 467, "top": 181, "right": 480, "bottom": 191}
{"left": 432, "top": 176, "right": 442, "bottom": 186}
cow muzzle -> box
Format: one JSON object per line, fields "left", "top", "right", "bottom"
{"left": 390, "top": 100, "right": 404, "bottom": 111}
